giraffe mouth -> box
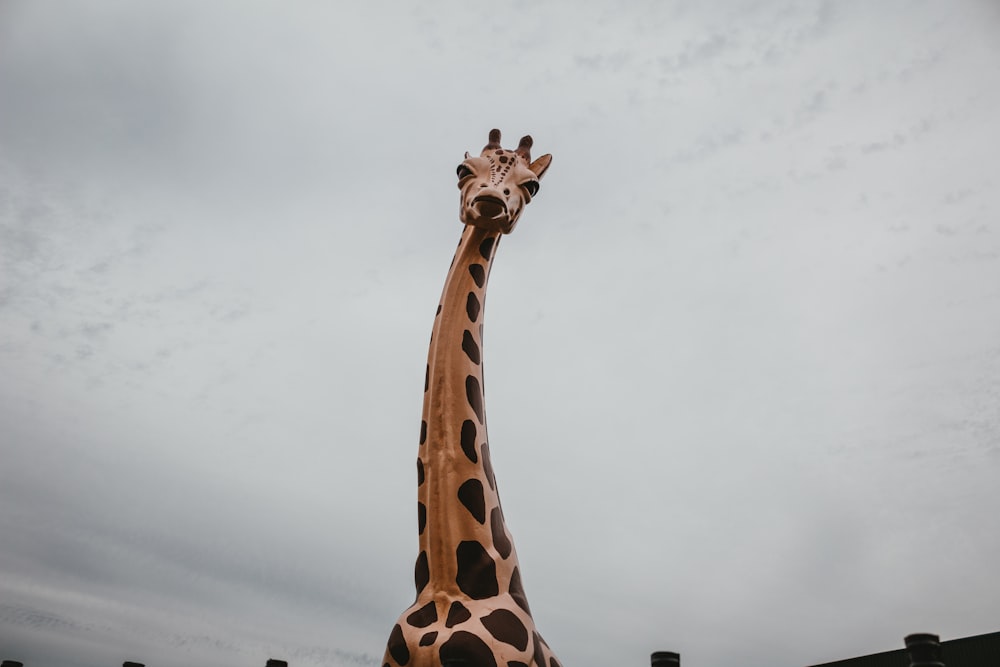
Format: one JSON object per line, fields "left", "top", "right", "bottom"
{"left": 471, "top": 195, "right": 507, "bottom": 220}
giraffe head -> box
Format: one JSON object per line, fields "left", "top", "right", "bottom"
{"left": 457, "top": 129, "right": 552, "bottom": 234}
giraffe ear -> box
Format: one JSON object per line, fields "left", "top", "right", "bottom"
{"left": 529, "top": 154, "right": 552, "bottom": 179}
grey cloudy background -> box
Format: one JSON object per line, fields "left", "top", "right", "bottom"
{"left": 1, "top": 1, "right": 999, "bottom": 666}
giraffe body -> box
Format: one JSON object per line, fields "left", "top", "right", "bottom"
{"left": 381, "top": 131, "right": 559, "bottom": 667}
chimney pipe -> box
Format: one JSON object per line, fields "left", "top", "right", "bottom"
{"left": 905, "top": 633, "right": 944, "bottom": 667}
{"left": 651, "top": 651, "right": 680, "bottom": 667}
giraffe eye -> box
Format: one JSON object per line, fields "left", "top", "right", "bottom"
{"left": 457, "top": 164, "right": 474, "bottom": 181}
{"left": 522, "top": 180, "right": 540, "bottom": 198}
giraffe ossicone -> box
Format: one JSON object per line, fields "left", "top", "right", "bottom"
{"left": 381, "top": 130, "right": 560, "bottom": 667}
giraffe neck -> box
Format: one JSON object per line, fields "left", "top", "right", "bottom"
{"left": 414, "top": 224, "right": 525, "bottom": 602}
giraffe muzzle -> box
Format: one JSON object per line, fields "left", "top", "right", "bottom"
{"left": 467, "top": 194, "right": 510, "bottom": 231}
{"left": 472, "top": 194, "right": 507, "bottom": 218}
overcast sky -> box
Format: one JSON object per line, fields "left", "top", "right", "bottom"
{"left": 1, "top": 2, "right": 999, "bottom": 667}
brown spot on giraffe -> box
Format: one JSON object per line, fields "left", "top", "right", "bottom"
{"left": 481, "top": 609, "right": 529, "bottom": 650}
{"left": 460, "top": 419, "right": 478, "bottom": 463}
{"left": 462, "top": 330, "right": 481, "bottom": 365}
{"left": 482, "top": 442, "right": 496, "bottom": 490}
{"left": 491, "top": 507, "right": 512, "bottom": 559}
{"left": 532, "top": 632, "right": 546, "bottom": 667}
{"left": 381, "top": 130, "right": 559, "bottom": 667}
{"left": 387, "top": 624, "right": 409, "bottom": 665}
{"left": 406, "top": 601, "right": 437, "bottom": 628}
{"left": 445, "top": 601, "right": 471, "bottom": 628}
{"left": 479, "top": 235, "right": 495, "bottom": 259}
{"left": 466, "top": 375, "right": 484, "bottom": 424}
{"left": 455, "top": 540, "right": 498, "bottom": 599}
{"left": 457, "top": 479, "right": 487, "bottom": 524}
{"left": 509, "top": 567, "right": 531, "bottom": 614}
{"left": 468, "top": 263, "right": 486, "bottom": 287}
{"left": 440, "top": 631, "right": 497, "bottom": 667}
{"left": 414, "top": 551, "right": 429, "bottom": 596}
{"left": 466, "top": 292, "right": 481, "bottom": 322}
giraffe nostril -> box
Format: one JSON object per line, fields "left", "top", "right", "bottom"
{"left": 503, "top": 189, "right": 510, "bottom": 195}
{"left": 480, "top": 184, "right": 487, "bottom": 188}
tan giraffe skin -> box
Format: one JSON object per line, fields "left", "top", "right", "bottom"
{"left": 381, "top": 130, "right": 559, "bottom": 667}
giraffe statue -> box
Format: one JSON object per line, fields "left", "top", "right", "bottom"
{"left": 381, "top": 130, "right": 560, "bottom": 667}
